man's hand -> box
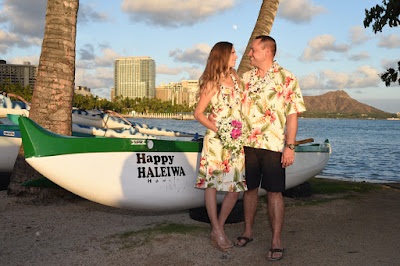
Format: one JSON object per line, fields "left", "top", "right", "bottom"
{"left": 281, "top": 147, "right": 295, "bottom": 168}
{"left": 208, "top": 113, "right": 217, "bottom": 126}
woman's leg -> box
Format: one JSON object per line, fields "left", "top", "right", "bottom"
{"left": 218, "top": 191, "right": 240, "bottom": 245}
{"left": 205, "top": 188, "right": 231, "bottom": 251}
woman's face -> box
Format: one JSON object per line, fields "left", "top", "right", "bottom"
{"left": 228, "top": 46, "right": 238, "bottom": 68}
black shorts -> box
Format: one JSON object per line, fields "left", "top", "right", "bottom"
{"left": 244, "top": 147, "right": 285, "bottom": 192}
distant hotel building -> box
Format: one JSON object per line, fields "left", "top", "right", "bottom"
{"left": 74, "top": 86, "right": 92, "bottom": 97}
{"left": 156, "top": 80, "right": 199, "bottom": 107}
{"left": 0, "top": 60, "right": 38, "bottom": 88}
{"left": 114, "top": 57, "right": 155, "bottom": 99}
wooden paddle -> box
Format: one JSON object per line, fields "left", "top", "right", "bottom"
{"left": 295, "top": 138, "right": 314, "bottom": 145}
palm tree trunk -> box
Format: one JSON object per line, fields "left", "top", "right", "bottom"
{"left": 8, "top": 0, "right": 79, "bottom": 199}
{"left": 237, "top": 0, "right": 280, "bottom": 77}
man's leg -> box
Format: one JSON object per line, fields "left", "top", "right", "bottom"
{"left": 235, "top": 187, "right": 258, "bottom": 246}
{"left": 267, "top": 191, "right": 284, "bottom": 258}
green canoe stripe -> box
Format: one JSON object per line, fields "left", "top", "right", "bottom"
{"left": 19, "top": 117, "right": 203, "bottom": 158}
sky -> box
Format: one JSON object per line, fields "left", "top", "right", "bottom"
{"left": 0, "top": 0, "right": 399, "bottom": 113}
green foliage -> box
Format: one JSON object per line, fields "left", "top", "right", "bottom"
{"left": 110, "top": 223, "right": 207, "bottom": 249}
{"left": 299, "top": 111, "right": 396, "bottom": 119}
{"left": 0, "top": 81, "right": 33, "bottom": 102}
{"left": 363, "top": 0, "right": 400, "bottom": 33}
{"left": 309, "top": 178, "right": 380, "bottom": 194}
{"left": 1, "top": 83, "right": 195, "bottom": 114}
{"left": 364, "top": 0, "right": 400, "bottom": 86}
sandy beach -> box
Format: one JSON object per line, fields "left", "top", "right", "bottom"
{"left": 1, "top": 181, "right": 400, "bottom": 265}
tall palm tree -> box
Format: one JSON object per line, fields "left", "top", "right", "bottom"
{"left": 8, "top": 0, "right": 79, "bottom": 198}
{"left": 237, "top": 0, "right": 280, "bottom": 77}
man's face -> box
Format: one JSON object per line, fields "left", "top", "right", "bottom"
{"left": 248, "top": 39, "right": 266, "bottom": 68}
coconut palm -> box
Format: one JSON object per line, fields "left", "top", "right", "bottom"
{"left": 8, "top": 0, "right": 79, "bottom": 198}
{"left": 237, "top": 0, "right": 280, "bottom": 77}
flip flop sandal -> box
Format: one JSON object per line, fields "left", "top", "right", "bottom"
{"left": 267, "top": 248, "right": 285, "bottom": 261}
{"left": 233, "top": 236, "right": 253, "bottom": 248}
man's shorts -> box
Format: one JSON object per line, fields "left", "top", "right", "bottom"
{"left": 244, "top": 146, "right": 285, "bottom": 192}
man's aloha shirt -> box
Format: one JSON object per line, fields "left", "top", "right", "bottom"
{"left": 242, "top": 62, "right": 306, "bottom": 152}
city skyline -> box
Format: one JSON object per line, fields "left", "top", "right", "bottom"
{"left": 0, "top": 0, "right": 399, "bottom": 113}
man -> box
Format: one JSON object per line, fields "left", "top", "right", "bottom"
{"left": 213, "top": 35, "right": 306, "bottom": 260}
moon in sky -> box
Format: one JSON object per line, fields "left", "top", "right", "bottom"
{"left": 233, "top": 25, "right": 238, "bottom": 30}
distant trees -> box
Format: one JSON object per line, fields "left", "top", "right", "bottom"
{"left": 0, "top": 82, "right": 33, "bottom": 102}
{"left": 1, "top": 84, "right": 197, "bottom": 114}
{"left": 364, "top": 0, "right": 400, "bottom": 86}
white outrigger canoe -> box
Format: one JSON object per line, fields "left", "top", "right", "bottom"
{"left": 0, "top": 94, "right": 30, "bottom": 117}
{"left": 0, "top": 124, "right": 21, "bottom": 173}
{"left": 18, "top": 117, "right": 331, "bottom": 211}
{"left": 1, "top": 93, "right": 198, "bottom": 138}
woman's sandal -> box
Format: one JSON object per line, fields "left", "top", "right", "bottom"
{"left": 267, "top": 248, "right": 285, "bottom": 261}
{"left": 210, "top": 232, "right": 231, "bottom": 252}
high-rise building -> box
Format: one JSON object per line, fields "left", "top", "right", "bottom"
{"left": 0, "top": 60, "right": 38, "bottom": 89}
{"left": 156, "top": 80, "right": 199, "bottom": 107}
{"left": 114, "top": 57, "right": 155, "bottom": 99}
{"left": 181, "top": 80, "right": 199, "bottom": 107}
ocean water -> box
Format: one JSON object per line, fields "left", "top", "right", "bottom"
{"left": 130, "top": 117, "right": 400, "bottom": 183}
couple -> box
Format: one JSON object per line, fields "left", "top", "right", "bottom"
{"left": 194, "top": 36, "right": 306, "bottom": 261}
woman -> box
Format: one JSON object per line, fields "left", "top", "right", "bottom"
{"left": 194, "top": 42, "right": 247, "bottom": 252}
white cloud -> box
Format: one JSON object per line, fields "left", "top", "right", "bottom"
{"left": 78, "top": 3, "right": 110, "bottom": 24}
{"left": 301, "top": 34, "right": 350, "bottom": 61}
{"left": 157, "top": 64, "right": 185, "bottom": 75}
{"left": 169, "top": 43, "right": 211, "bottom": 65}
{"left": 381, "top": 58, "right": 400, "bottom": 70}
{"left": 300, "top": 66, "right": 380, "bottom": 90}
{"left": 94, "top": 48, "right": 121, "bottom": 67}
{"left": 299, "top": 73, "right": 323, "bottom": 90}
{"left": 0, "top": 0, "right": 110, "bottom": 55}
{"left": 350, "top": 66, "right": 381, "bottom": 88}
{"left": 75, "top": 67, "right": 114, "bottom": 92}
{"left": 348, "top": 51, "right": 370, "bottom": 61}
{"left": 0, "top": 30, "right": 37, "bottom": 53}
{"left": 378, "top": 34, "right": 400, "bottom": 48}
{"left": 1, "top": 0, "right": 47, "bottom": 38}
{"left": 7, "top": 56, "right": 40, "bottom": 65}
{"left": 278, "top": 0, "right": 327, "bottom": 23}
{"left": 157, "top": 64, "right": 202, "bottom": 80}
{"left": 349, "top": 26, "right": 370, "bottom": 45}
{"left": 120, "top": 0, "right": 235, "bottom": 27}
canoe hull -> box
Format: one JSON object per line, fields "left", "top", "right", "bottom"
{"left": 0, "top": 134, "right": 21, "bottom": 173}
{"left": 25, "top": 148, "right": 330, "bottom": 210}
{"left": 19, "top": 117, "right": 330, "bottom": 211}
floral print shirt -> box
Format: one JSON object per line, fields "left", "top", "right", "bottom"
{"left": 242, "top": 62, "right": 306, "bottom": 152}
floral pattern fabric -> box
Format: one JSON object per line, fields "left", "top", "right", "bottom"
{"left": 242, "top": 62, "right": 306, "bottom": 152}
{"left": 195, "top": 74, "right": 247, "bottom": 192}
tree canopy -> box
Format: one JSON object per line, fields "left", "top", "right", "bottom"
{"left": 364, "top": 0, "right": 400, "bottom": 86}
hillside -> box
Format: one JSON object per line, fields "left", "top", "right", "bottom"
{"left": 301, "top": 90, "right": 393, "bottom": 118}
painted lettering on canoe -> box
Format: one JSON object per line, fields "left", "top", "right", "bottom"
{"left": 136, "top": 153, "right": 186, "bottom": 178}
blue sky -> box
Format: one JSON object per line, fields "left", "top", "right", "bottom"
{"left": 0, "top": 0, "right": 399, "bottom": 113}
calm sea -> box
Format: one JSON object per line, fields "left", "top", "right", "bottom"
{"left": 130, "top": 118, "right": 400, "bottom": 184}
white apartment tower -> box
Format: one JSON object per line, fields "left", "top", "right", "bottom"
{"left": 114, "top": 57, "right": 155, "bottom": 99}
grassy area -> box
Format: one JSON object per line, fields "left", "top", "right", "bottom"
{"left": 283, "top": 178, "right": 383, "bottom": 207}
{"left": 108, "top": 223, "right": 208, "bottom": 249}
{"left": 309, "top": 178, "right": 382, "bottom": 194}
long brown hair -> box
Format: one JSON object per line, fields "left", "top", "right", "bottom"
{"left": 197, "top": 42, "right": 240, "bottom": 99}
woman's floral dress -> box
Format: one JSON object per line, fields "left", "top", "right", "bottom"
{"left": 195, "top": 74, "right": 247, "bottom": 192}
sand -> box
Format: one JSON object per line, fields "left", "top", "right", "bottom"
{"left": 1, "top": 185, "right": 400, "bottom": 265}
